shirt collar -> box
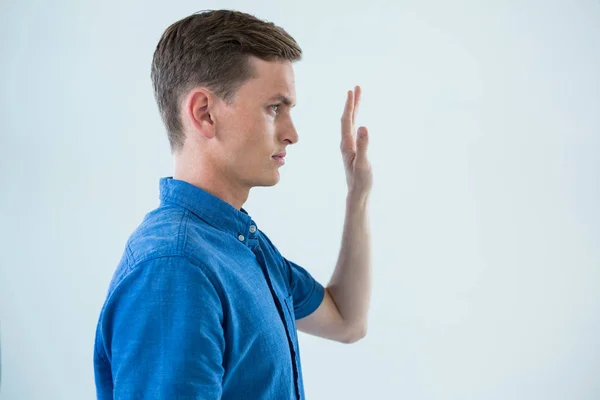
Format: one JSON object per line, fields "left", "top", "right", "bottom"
{"left": 158, "top": 176, "right": 258, "bottom": 246}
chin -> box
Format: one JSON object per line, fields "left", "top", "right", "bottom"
{"left": 264, "top": 175, "right": 281, "bottom": 187}
{"left": 253, "top": 171, "right": 281, "bottom": 188}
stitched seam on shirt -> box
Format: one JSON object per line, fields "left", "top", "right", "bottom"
{"left": 165, "top": 256, "right": 229, "bottom": 340}
{"left": 117, "top": 212, "right": 224, "bottom": 305}
{"left": 124, "top": 209, "right": 189, "bottom": 270}
{"left": 183, "top": 253, "right": 230, "bottom": 325}
{"left": 96, "top": 212, "right": 203, "bottom": 368}
{"left": 259, "top": 229, "right": 294, "bottom": 292}
{"left": 178, "top": 209, "right": 189, "bottom": 254}
{"left": 177, "top": 210, "right": 231, "bottom": 328}
{"left": 161, "top": 194, "right": 231, "bottom": 237}
{"left": 125, "top": 255, "right": 225, "bottom": 302}
{"left": 173, "top": 209, "right": 226, "bottom": 305}
{"left": 125, "top": 243, "right": 135, "bottom": 266}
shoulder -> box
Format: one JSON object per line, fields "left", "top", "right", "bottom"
{"left": 102, "top": 255, "right": 225, "bottom": 321}
{"left": 106, "top": 204, "right": 224, "bottom": 303}
{"left": 126, "top": 205, "right": 190, "bottom": 263}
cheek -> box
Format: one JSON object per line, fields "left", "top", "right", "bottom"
{"left": 225, "top": 111, "right": 274, "bottom": 155}
{"left": 246, "top": 115, "right": 275, "bottom": 143}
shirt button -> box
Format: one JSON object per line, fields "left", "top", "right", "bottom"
{"left": 238, "top": 234, "right": 245, "bottom": 241}
{"left": 249, "top": 225, "right": 256, "bottom": 233}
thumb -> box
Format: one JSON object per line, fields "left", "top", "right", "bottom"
{"left": 356, "top": 126, "right": 369, "bottom": 161}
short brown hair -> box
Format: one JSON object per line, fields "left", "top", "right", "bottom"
{"left": 151, "top": 10, "right": 302, "bottom": 153}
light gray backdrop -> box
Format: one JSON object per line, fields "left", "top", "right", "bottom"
{"left": 1, "top": 0, "right": 599, "bottom": 399}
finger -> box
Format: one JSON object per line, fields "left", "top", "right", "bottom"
{"left": 352, "top": 85, "right": 361, "bottom": 125}
{"left": 341, "top": 90, "right": 356, "bottom": 153}
{"left": 341, "top": 89, "right": 353, "bottom": 131}
{"left": 355, "top": 126, "right": 369, "bottom": 162}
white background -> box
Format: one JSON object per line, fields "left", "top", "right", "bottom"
{"left": 1, "top": 0, "right": 599, "bottom": 399}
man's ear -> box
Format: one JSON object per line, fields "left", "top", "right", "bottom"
{"left": 185, "top": 88, "right": 216, "bottom": 140}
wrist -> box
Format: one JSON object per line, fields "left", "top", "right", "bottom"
{"left": 346, "top": 191, "right": 370, "bottom": 208}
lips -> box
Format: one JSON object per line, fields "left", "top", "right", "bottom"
{"left": 272, "top": 154, "right": 286, "bottom": 166}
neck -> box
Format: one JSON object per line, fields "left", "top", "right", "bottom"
{"left": 173, "top": 152, "right": 249, "bottom": 211}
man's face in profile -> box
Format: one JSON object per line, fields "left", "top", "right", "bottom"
{"left": 211, "top": 56, "right": 299, "bottom": 189}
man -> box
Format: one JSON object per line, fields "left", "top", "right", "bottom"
{"left": 93, "top": 9, "right": 372, "bottom": 400}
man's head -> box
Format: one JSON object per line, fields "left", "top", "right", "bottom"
{"left": 151, "top": 10, "right": 301, "bottom": 191}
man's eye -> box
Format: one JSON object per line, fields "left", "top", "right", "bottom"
{"left": 270, "top": 104, "right": 280, "bottom": 114}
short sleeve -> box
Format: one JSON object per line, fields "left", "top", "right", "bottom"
{"left": 283, "top": 257, "right": 325, "bottom": 320}
{"left": 96, "top": 256, "right": 225, "bottom": 399}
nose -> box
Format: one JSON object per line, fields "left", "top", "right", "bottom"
{"left": 283, "top": 119, "right": 299, "bottom": 145}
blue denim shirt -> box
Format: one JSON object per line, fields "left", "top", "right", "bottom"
{"left": 94, "top": 177, "right": 325, "bottom": 399}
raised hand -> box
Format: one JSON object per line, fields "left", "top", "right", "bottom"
{"left": 340, "top": 85, "right": 373, "bottom": 198}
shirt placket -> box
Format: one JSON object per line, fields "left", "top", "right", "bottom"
{"left": 250, "top": 242, "right": 301, "bottom": 400}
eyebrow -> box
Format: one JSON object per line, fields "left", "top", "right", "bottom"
{"left": 268, "top": 94, "right": 296, "bottom": 108}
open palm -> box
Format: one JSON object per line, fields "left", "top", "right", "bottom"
{"left": 340, "top": 86, "right": 373, "bottom": 197}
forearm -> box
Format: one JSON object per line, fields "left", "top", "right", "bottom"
{"left": 327, "top": 192, "right": 372, "bottom": 336}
